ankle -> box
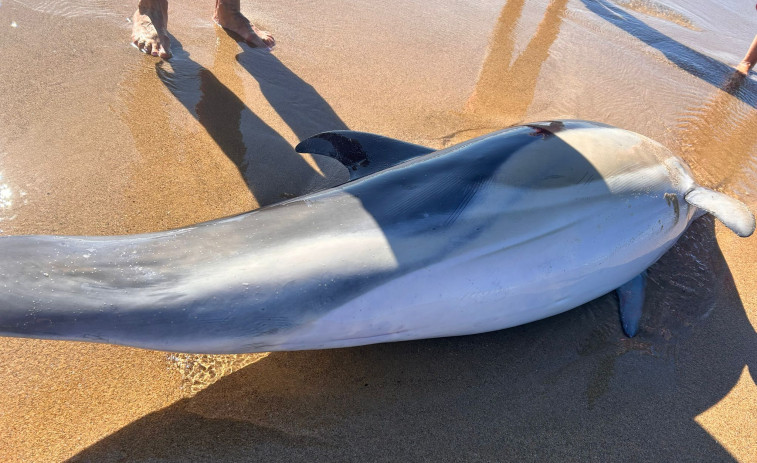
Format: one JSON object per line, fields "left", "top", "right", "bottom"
{"left": 215, "top": 1, "right": 242, "bottom": 15}
{"left": 738, "top": 60, "right": 753, "bottom": 72}
{"left": 137, "top": 0, "right": 167, "bottom": 18}
{"left": 137, "top": 0, "right": 163, "bottom": 9}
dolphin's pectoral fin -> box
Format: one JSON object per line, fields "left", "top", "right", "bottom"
{"left": 684, "top": 187, "right": 756, "bottom": 237}
{"left": 295, "top": 131, "right": 435, "bottom": 180}
{"left": 616, "top": 272, "right": 646, "bottom": 337}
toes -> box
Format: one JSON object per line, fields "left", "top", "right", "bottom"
{"left": 247, "top": 31, "right": 275, "bottom": 50}
{"left": 257, "top": 31, "right": 275, "bottom": 48}
{"left": 160, "top": 36, "right": 171, "bottom": 57}
{"left": 158, "top": 45, "right": 171, "bottom": 59}
{"left": 257, "top": 30, "right": 275, "bottom": 49}
{"left": 134, "top": 38, "right": 170, "bottom": 58}
{"left": 131, "top": 14, "right": 169, "bottom": 58}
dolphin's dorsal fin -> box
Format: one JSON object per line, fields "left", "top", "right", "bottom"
{"left": 616, "top": 272, "right": 647, "bottom": 337}
{"left": 295, "top": 131, "right": 435, "bottom": 181}
{"left": 684, "top": 187, "right": 755, "bottom": 237}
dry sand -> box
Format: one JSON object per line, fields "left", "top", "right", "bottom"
{"left": 0, "top": 0, "right": 755, "bottom": 461}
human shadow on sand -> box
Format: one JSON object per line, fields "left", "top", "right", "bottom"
{"left": 66, "top": 216, "right": 754, "bottom": 462}
{"left": 156, "top": 33, "right": 347, "bottom": 206}
{"left": 581, "top": 0, "right": 757, "bottom": 108}
{"left": 233, "top": 42, "right": 349, "bottom": 143}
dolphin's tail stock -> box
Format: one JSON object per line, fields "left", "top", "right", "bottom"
{"left": 0, "top": 233, "right": 204, "bottom": 351}
{"left": 684, "top": 186, "right": 755, "bottom": 237}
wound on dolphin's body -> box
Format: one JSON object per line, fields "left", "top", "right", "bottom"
{"left": 525, "top": 120, "right": 566, "bottom": 138}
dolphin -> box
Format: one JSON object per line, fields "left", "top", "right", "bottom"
{"left": 0, "top": 120, "right": 753, "bottom": 353}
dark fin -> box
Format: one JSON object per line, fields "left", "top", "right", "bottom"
{"left": 616, "top": 273, "right": 647, "bottom": 337}
{"left": 685, "top": 187, "right": 755, "bottom": 237}
{"left": 295, "top": 131, "right": 435, "bottom": 180}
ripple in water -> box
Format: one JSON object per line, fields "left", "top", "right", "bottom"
{"left": 672, "top": 72, "right": 757, "bottom": 204}
{"left": 167, "top": 352, "right": 270, "bottom": 397}
{"left": 611, "top": 0, "right": 699, "bottom": 30}
{"left": 11, "top": 0, "right": 117, "bottom": 19}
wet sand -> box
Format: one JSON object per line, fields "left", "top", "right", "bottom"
{"left": 0, "top": 0, "right": 755, "bottom": 461}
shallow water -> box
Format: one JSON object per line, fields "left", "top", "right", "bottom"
{"left": 0, "top": 0, "right": 755, "bottom": 461}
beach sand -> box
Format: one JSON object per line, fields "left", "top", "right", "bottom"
{"left": 0, "top": 0, "right": 755, "bottom": 461}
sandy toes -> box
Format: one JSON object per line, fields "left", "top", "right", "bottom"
{"left": 131, "top": 4, "right": 171, "bottom": 58}
{"left": 214, "top": 9, "right": 275, "bottom": 50}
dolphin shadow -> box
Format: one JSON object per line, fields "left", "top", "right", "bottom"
{"left": 155, "top": 33, "right": 344, "bottom": 206}
{"left": 580, "top": 0, "right": 757, "bottom": 108}
{"left": 67, "top": 214, "right": 754, "bottom": 461}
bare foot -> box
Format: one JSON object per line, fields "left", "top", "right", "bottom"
{"left": 131, "top": 0, "right": 171, "bottom": 58}
{"left": 736, "top": 60, "right": 752, "bottom": 75}
{"left": 213, "top": 2, "right": 275, "bottom": 50}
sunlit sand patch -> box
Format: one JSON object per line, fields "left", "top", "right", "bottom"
{"left": 0, "top": 171, "right": 24, "bottom": 231}
{"left": 611, "top": 0, "right": 699, "bottom": 30}
{"left": 167, "top": 352, "right": 270, "bottom": 397}
{"left": 0, "top": 178, "right": 12, "bottom": 209}
{"left": 695, "top": 366, "right": 757, "bottom": 462}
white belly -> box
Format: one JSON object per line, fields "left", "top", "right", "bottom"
{"left": 264, "top": 180, "right": 691, "bottom": 351}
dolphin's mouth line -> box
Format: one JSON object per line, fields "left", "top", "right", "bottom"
{"left": 271, "top": 330, "right": 412, "bottom": 352}
{"left": 333, "top": 330, "right": 410, "bottom": 343}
